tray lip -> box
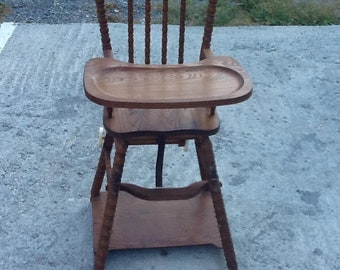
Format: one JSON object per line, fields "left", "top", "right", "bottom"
{"left": 84, "top": 57, "right": 253, "bottom": 109}
{"left": 97, "top": 62, "right": 239, "bottom": 73}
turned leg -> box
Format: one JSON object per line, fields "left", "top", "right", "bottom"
{"left": 94, "top": 138, "right": 128, "bottom": 270}
{"left": 91, "top": 135, "right": 114, "bottom": 201}
{"left": 195, "top": 136, "right": 238, "bottom": 270}
{"left": 195, "top": 138, "right": 209, "bottom": 180}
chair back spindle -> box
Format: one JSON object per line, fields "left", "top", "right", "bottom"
{"left": 95, "top": 0, "right": 112, "bottom": 58}
{"left": 95, "top": 0, "right": 219, "bottom": 63}
{"left": 161, "top": 0, "right": 169, "bottom": 64}
{"left": 128, "top": 0, "right": 134, "bottom": 63}
{"left": 178, "top": 0, "right": 186, "bottom": 64}
{"left": 145, "top": 0, "right": 151, "bottom": 64}
{"left": 202, "top": 0, "right": 217, "bottom": 50}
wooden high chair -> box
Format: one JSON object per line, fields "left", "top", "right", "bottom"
{"left": 84, "top": 0, "right": 252, "bottom": 269}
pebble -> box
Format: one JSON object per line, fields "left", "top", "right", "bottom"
{"left": 2, "top": 0, "right": 150, "bottom": 24}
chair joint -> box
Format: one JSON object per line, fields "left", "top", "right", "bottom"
{"left": 113, "top": 170, "right": 123, "bottom": 193}
{"left": 209, "top": 166, "right": 218, "bottom": 180}
{"left": 209, "top": 166, "right": 221, "bottom": 193}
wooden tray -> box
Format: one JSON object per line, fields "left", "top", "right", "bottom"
{"left": 84, "top": 57, "right": 252, "bottom": 108}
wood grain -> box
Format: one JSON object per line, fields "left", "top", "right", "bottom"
{"left": 84, "top": 57, "right": 252, "bottom": 109}
{"left": 103, "top": 106, "right": 220, "bottom": 138}
{"left": 92, "top": 190, "right": 222, "bottom": 251}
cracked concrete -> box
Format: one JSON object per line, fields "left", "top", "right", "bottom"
{"left": 0, "top": 23, "right": 339, "bottom": 269}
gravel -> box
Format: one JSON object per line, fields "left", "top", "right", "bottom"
{"left": 1, "top": 0, "right": 148, "bottom": 24}
{"left": 2, "top": 0, "right": 337, "bottom": 24}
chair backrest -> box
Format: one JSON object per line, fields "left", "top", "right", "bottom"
{"left": 95, "top": 0, "right": 218, "bottom": 64}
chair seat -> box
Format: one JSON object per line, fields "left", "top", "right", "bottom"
{"left": 103, "top": 106, "right": 220, "bottom": 144}
{"left": 84, "top": 57, "right": 252, "bottom": 109}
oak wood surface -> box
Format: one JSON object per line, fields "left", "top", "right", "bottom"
{"left": 84, "top": 57, "right": 252, "bottom": 109}
{"left": 119, "top": 181, "right": 210, "bottom": 201}
{"left": 92, "top": 190, "right": 222, "bottom": 251}
{"left": 103, "top": 106, "right": 219, "bottom": 137}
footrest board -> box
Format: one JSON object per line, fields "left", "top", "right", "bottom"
{"left": 92, "top": 189, "right": 222, "bottom": 251}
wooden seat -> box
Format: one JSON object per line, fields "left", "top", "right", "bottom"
{"left": 83, "top": 0, "right": 252, "bottom": 269}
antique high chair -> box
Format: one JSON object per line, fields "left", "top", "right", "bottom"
{"left": 84, "top": 0, "right": 252, "bottom": 269}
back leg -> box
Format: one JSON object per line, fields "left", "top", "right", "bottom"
{"left": 195, "top": 136, "right": 238, "bottom": 270}
{"left": 91, "top": 135, "right": 114, "bottom": 201}
{"left": 209, "top": 168, "right": 238, "bottom": 270}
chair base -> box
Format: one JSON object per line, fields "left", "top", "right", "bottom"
{"left": 91, "top": 188, "right": 222, "bottom": 251}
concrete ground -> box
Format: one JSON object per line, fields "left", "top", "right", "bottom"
{"left": 0, "top": 23, "right": 339, "bottom": 270}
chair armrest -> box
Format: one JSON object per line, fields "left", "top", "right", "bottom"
{"left": 84, "top": 57, "right": 252, "bottom": 109}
